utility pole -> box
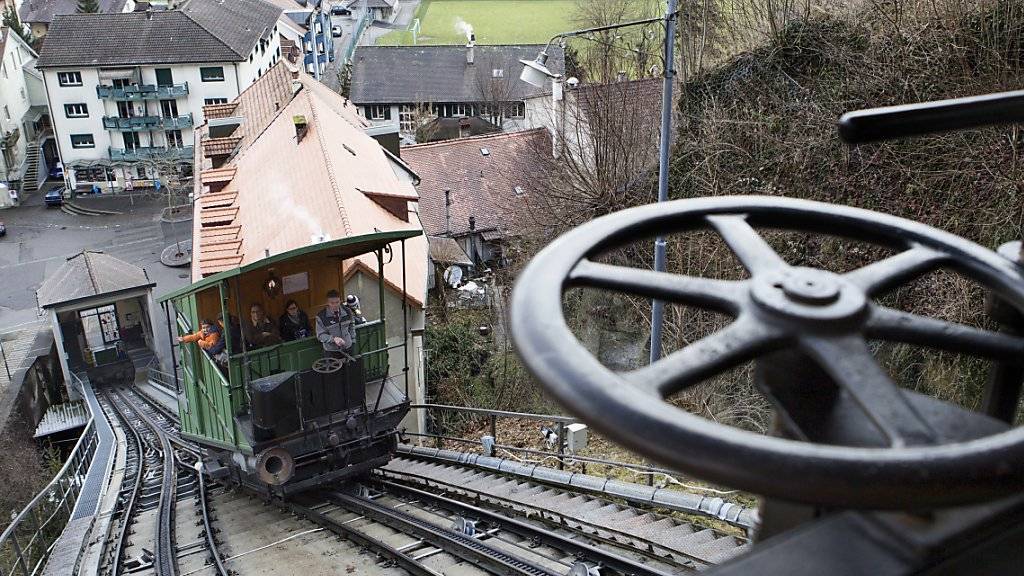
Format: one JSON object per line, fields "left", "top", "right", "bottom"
{"left": 649, "top": 0, "right": 678, "bottom": 363}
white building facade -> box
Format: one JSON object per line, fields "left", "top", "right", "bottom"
{"left": 0, "top": 26, "right": 42, "bottom": 200}
{"left": 35, "top": 0, "right": 283, "bottom": 190}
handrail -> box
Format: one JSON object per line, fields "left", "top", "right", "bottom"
{"left": 0, "top": 373, "right": 98, "bottom": 576}
{"left": 412, "top": 403, "right": 577, "bottom": 423}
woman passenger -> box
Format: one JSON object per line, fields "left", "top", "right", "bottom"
{"left": 279, "top": 299, "right": 311, "bottom": 341}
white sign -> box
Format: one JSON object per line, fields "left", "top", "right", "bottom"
{"left": 282, "top": 272, "right": 309, "bottom": 295}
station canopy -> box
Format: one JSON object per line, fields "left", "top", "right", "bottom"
{"left": 37, "top": 251, "right": 155, "bottom": 309}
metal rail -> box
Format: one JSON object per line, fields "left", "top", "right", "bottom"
{"left": 111, "top": 388, "right": 225, "bottom": 576}
{"left": 97, "top": 392, "right": 145, "bottom": 576}
{"left": 373, "top": 480, "right": 680, "bottom": 576}
{"left": 280, "top": 499, "right": 442, "bottom": 576}
{"left": 0, "top": 374, "right": 98, "bottom": 576}
{"left": 326, "top": 491, "right": 560, "bottom": 576}
{"left": 376, "top": 466, "right": 724, "bottom": 568}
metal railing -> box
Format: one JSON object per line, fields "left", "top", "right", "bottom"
{"left": 0, "top": 374, "right": 98, "bottom": 576}
{"left": 96, "top": 83, "right": 189, "bottom": 100}
{"left": 101, "top": 114, "right": 194, "bottom": 131}
{"left": 407, "top": 403, "right": 680, "bottom": 479}
{"left": 108, "top": 146, "right": 194, "bottom": 162}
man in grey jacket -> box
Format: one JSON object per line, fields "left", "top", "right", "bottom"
{"left": 316, "top": 289, "right": 357, "bottom": 359}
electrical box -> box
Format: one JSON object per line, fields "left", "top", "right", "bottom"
{"left": 566, "top": 423, "right": 588, "bottom": 453}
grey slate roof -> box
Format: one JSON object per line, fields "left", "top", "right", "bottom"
{"left": 36, "top": 0, "right": 281, "bottom": 68}
{"left": 19, "top": 0, "right": 129, "bottom": 25}
{"left": 350, "top": 44, "right": 565, "bottom": 105}
{"left": 37, "top": 251, "right": 155, "bottom": 309}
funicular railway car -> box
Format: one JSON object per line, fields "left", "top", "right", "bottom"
{"left": 159, "top": 231, "right": 420, "bottom": 494}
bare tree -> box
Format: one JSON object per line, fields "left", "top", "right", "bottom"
{"left": 473, "top": 57, "right": 518, "bottom": 128}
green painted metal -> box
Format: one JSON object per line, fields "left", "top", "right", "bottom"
{"left": 158, "top": 229, "right": 422, "bottom": 304}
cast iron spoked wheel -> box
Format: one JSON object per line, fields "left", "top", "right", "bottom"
{"left": 313, "top": 357, "right": 344, "bottom": 374}
{"left": 510, "top": 195, "right": 1024, "bottom": 510}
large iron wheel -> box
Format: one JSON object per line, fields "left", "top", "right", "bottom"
{"left": 510, "top": 195, "right": 1024, "bottom": 509}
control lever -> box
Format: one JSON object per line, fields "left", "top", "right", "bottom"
{"left": 838, "top": 89, "right": 1024, "bottom": 143}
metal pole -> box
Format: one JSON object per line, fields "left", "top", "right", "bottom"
{"left": 401, "top": 239, "right": 409, "bottom": 399}
{"left": 0, "top": 336, "right": 11, "bottom": 381}
{"left": 649, "top": 0, "right": 678, "bottom": 363}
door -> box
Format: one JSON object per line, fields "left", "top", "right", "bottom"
{"left": 123, "top": 132, "right": 140, "bottom": 151}
{"left": 155, "top": 68, "right": 173, "bottom": 87}
{"left": 117, "top": 101, "right": 134, "bottom": 118}
{"left": 165, "top": 130, "right": 183, "bottom": 148}
{"left": 160, "top": 99, "right": 178, "bottom": 118}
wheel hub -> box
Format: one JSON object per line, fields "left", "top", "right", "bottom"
{"left": 752, "top": 267, "right": 866, "bottom": 323}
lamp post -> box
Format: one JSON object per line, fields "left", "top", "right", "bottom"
{"left": 519, "top": 0, "right": 679, "bottom": 363}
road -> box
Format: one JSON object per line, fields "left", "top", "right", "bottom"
{"left": 0, "top": 183, "right": 193, "bottom": 364}
{"left": 320, "top": 0, "right": 422, "bottom": 92}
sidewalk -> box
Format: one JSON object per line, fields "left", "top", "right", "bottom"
{"left": 67, "top": 192, "right": 168, "bottom": 216}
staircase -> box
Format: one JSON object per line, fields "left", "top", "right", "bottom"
{"left": 22, "top": 143, "right": 41, "bottom": 194}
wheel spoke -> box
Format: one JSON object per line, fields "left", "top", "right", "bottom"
{"left": 706, "top": 214, "right": 789, "bottom": 275}
{"left": 866, "top": 305, "right": 1024, "bottom": 361}
{"left": 626, "top": 315, "right": 790, "bottom": 397}
{"left": 845, "top": 244, "right": 947, "bottom": 297}
{"left": 800, "top": 335, "right": 939, "bottom": 447}
{"left": 568, "top": 259, "right": 745, "bottom": 315}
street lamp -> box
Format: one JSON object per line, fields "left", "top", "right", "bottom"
{"left": 519, "top": 0, "right": 679, "bottom": 364}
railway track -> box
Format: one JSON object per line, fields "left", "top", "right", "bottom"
{"left": 112, "top": 385, "right": 745, "bottom": 575}
{"left": 375, "top": 458, "right": 751, "bottom": 568}
{"left": 100, "top": 389, "right": 227, "bottom": 576}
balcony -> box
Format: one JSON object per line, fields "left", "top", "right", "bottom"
{"left": 108, "top": 146, "right": 194, "bottom": 162}
{"left": 96, "top": 83, "right": 189, "bottom": 100}
{"left": 102, "top": 114, "right": 194, "bottom": 131}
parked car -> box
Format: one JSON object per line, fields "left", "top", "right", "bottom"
{"left": 44, "top": 187, "right": 64, "bottom": 207}
{"left": 331, "top": 25, "right": 342, "bottom": 37}
{"left": 331, "top": 5, "right": 349, "bottom": 16}
{"left": 0, "top": 221, "right": 6, "bottom": 237}
{"left": 48, "top": 164, "right": 63, "bottom": 180}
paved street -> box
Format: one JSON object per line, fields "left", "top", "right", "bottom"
{"left": 320, "top": 0, "right": 421, "bottom": 91}
{"left": 0, "top": 184, "right": 193, "bottom": 368}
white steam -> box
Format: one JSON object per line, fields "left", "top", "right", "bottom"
{"left": 455, "top": 17, "right": 474, "bottom": 41}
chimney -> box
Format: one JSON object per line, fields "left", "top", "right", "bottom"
{"left": 444, "top": 189, "right": 452, "bottom": 235}
{"left": 293, "top": 115, "right": 308, "bottom": 143}
{"left": 466, "top": 33, "right": 476, "bottom": 65}
{"left": 146, "top": 7, "right": 153, "bottom": 19}
{"left": 469, "top": 216, "right": 476, "bottom": 231}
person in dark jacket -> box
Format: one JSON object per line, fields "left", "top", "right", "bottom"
{"left": 217, "top": 314, "right": 242, "bottom": 355}
{"left": 243, "top": 303, "right": 281, "bottom": 349}
{"left": 316, "top": 289, "right": 356, "bottom": 359}
{"left": 279, "top": 299, "right": 311, "bottom": 341}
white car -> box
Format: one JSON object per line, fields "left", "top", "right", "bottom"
{"left": 331, "top": 25, "right": 342, "bottom": 37}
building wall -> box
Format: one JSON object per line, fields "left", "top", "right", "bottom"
{"left": 345, "top": 269, "right": 427, "bottom": 434}
{"left": 43, "top": 61, "right": 250, "bottom": 188}
{"left": 236, "top": 25, "right": 284, "bottom": 88}
{"left": 0, "top": 31, "right": 34, "bottom": 184}
{"left": 358, "top": 101, "right": 531, "bottom": 143}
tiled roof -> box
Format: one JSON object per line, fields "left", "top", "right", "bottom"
{"left": 202, "top": 136, "right": 242, "bottom": 157}
{"left": 178, "top": 0, "right": 281, "bottom": 59}
{"left": 37, "top": 251, "right": 154, "bottom": 309}
{"left": 428, "top": 236, "right": 472, "bottom": 266}
{"left": 203, "top": 102, "right": 240, "bottom": 119}
{"left": 350, "top": 44, "right": 564, "bottom": 105}
{"left": 190, "top": 63, "right": 427, "bottom": 305}
{"left": 401, "top": 129, "right": 550, "bottom": 238}
{"left": 19, "top": 0, "right": 128, "bottom": 25}
{"left": 36, "top": 0, "right": 281, "bottom": 68}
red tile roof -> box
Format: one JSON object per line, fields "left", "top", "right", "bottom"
{"left": 401, "top": 129, "right": 551, "bottom": 238}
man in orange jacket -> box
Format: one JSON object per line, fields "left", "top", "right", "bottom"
{"left": 178, "top": 319, "right": 225, "bottom": 357}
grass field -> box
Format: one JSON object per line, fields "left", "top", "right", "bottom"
{"left": 377, "top": 0, "right": 577, "bottom": 46}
